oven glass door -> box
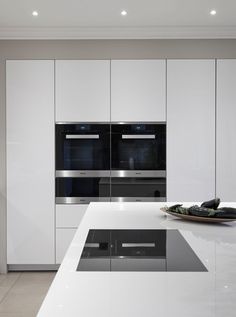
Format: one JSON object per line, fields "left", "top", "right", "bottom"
{"left": 111, "top": 177, "right": 166, "bottom": 202}
{"left": 56, "top": 177, "right": 110, "bottom": 204}
{"left": 56, "top": 124, "right": 110, "bottom": 171}
{"left": 111, "top": 124, "right": 166, "bottom": 172}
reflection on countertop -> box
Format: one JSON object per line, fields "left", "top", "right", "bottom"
{"left": 37, "top": 202, "right": 236, "bottom": 317}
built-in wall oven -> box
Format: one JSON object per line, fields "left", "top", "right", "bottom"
{"left": 55, "top": 123, "right": 166, "bottom": 204}
{"left": 56, "top": 123, "right": 110, "bottom": 204}
{"left": 111, "top": 123, "right": 166, "bottom": 202}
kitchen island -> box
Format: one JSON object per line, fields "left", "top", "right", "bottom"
{"left": 37, "top": 202, "right": 236, "bottom": 317}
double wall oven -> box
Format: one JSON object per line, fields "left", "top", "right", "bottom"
{"left": 56, "top": 123, "right": 110, "bottom": 204}
{"left": 111, "top": 123, "right": 166, "bottom": 201}
{"left": 56, "top": 123, "right": 166, "bottom": 204}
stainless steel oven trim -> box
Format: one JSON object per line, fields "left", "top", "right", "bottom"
{"left": 110, "top": 122, "right": 166, "bottom": 125}
{"left": 56, "top": 197, "right": 166, "bottom": 203}
{"left": 56, "top": 170, "right": 111, "bottom": 177}
{"left": 65, "top": 134, "right": 99, "bottom": 139}
{"left": 56, "top": 122, "right": 166, "bottom": 125}
{"left": 56, "top": 197, "right": 110, "bottom": 204}
{"left": 81, "top": 256, "right": 166, "bottom": 260}
{"left": 56, "top": 122, "right": 110, "bottom": 124}
{"left": 112, "top": 256, "right": 166, "bottom": 259}
{"left": 111, "top": 170, "right": 166, "bottom": 178}
{"left": 111, "top": 197, "right": 166, "bottom": 202}
{"left": 122, "top": 134, "right": 155, "bottom": 139}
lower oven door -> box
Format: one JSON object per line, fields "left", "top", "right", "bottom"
{"left": 56, "top": 177, "right": 110, "bottom": 204}
{"left": 111, "top": 177, "right": 166, "bottom": 202}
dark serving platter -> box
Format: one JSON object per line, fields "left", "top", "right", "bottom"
{"left": 161, "top": 207, "right": 236, "bottom": 223}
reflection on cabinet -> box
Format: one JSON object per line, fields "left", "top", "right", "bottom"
{"left": 111, "top": 60, "right": 166, "bottom": 122}
{"left": 216, "top": 60, "right": 236, "bottom": 201}
{"left": 56, "top": 60, "right": 110, "bottom": 122}
{"left": 56, "top": 228, "right": 77, "bottom": 264}
{"left": 7, "top": 60, "right": 55, "bottom": 264}
{"left": 167, "top": 60, "right": 215, "bottom": 201}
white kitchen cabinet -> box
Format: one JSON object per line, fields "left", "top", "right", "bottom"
{"left": 167, "top": 60, "right": 215, "bottom": 201}
{"left": 216, "top": 60, "right": 236, "bottom": 201}
{"left": 56, "top": 60, "right": 110, "bottom": 122}
{"left": 56, "top": 229, "right": 77, "bottom": 264}
{"left": 111, "top": 60, "right": 166, "bottom": 122}
{"left": 7, "top": 60, "right": 55, "bottom": 264}
{"left": 56, "top": 204, "right": 88, "bottom": 228}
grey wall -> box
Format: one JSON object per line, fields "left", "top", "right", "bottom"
{"left": 1, "top": 38, "right": 236, "bottom": 273}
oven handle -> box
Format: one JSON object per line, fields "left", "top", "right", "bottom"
{"left": 122, "top": 134, "right": 155, "bottom": 139}
{"left": 110, "top": 170, "right": 166, "bottom": 178}
{"left": 56, "top": 170, "right": 110, "bottom": 177}
{"left": 66, "top": 134, "right": 99, "bottom": 139}
{"left": 56, "top": 197, "right": 110, "bottom": 204}
{"left": 110, "top": 197, "right": 166, "bottom": 202}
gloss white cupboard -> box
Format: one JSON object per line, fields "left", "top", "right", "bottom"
{"left": 56, "top": 205, "right": 88, "bottom": 263}
{"left": 216, "top": 59, "right": 236, "bottom": 201}
{"left": 7, "top": 60, "right": 55, "bottom": 265}
{"left": 111, "top": 60, "right": 166, "bottom": 122}
{"left": 56, "top": 205, "right": 87, "bottom": 228}
{"left": 167, "top": 60, "right": 215, "bottom": 201}
{"left": 6, "top": 58, "right": 232, "bottom": 267}
{"left": 56, "top": 229, "right": 77, "bottom": 264}
{"left": 56, "top": 60, "right": 110, "bottom": 122}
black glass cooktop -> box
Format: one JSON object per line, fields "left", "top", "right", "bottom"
{"left": 77, "top": 229, "right": 207, "bottom": 272}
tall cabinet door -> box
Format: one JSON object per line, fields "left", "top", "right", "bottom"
{"left": 7, "top": 60, "right": 55, "bottom": 264}
{"left": 111, "top": 60, "right": 166, "bottom": 122}
{"left": 56, "top": 60, "right": 110, "bottom": 122}
{"left": 167, "top": 60, "right": 215, "bottom": 201}
{"left": 216, "top": 60, "right": 236, "bottom": 201}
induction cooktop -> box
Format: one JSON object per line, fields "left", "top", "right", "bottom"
{"left": 77, "top": 229, "right": 207, "bottom": 272}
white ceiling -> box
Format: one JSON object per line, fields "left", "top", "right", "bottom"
{"left": 0, "top": 0, "right": 236, "bottom": 39}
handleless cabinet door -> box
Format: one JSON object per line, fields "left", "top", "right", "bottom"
{"left": 216, "top": 60, "right": 236, "bottom": 201}
{"left": 56, "top": 229, "right": 77, "bottom": 264}
{"left": 7, "top": 60, "right": 55, "bottom": 264}
{"left": 111, "top": 60, "right": 166, "bottom": 122}
{"left": 56, "top": 60, "right": 110, "bottom": 122}
{"left": 56, "top": 204, "right": 88, "bottom": 228}
{"left": 167, "top": 60, "right": 215, "bottom": 201}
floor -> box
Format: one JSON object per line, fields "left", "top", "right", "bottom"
{"left": 0, "top": 272, "right": 56, "bottom": 317}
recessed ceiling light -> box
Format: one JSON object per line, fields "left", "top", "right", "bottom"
{"left": 210, "top": 9, "right": 216, "bottom": 16}
{"left": 32, "top": 11, "right": 39, "bottom": 17}
{"left": 121, "top": 10, "right": 127, "bottom": 16}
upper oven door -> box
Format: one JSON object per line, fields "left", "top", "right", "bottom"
{"left": 56, "top": 124, "right": 110, "bottom": 171}
{"left": 111, "top": 124, "right": 166, "bottom": 174}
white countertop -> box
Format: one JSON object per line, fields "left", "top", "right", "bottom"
{"left": 37, "top": 202, "right": 236, "bottom": 317}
